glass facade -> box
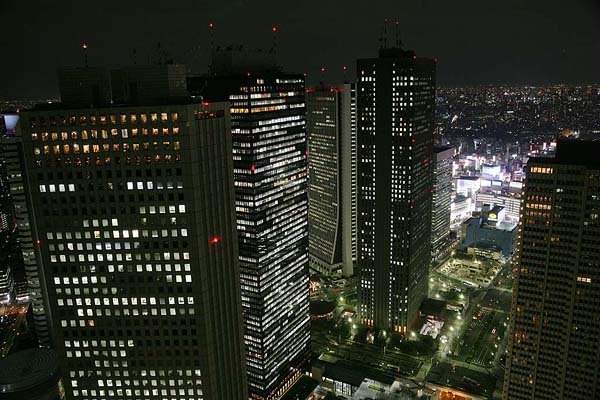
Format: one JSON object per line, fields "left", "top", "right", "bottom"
{"left": 306, "top": 84, "right": 356, "bottom": 277}
{"left": 431, "top": 146, "right": 454, "bottom": 261}
{"left": 228, "top": 75, "right": 310, "bottom": 399}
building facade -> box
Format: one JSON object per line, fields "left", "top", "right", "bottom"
{"left": 18, "top": 98, "right": 248, "bottom": 399}
{"left": 306, "top": 83, "right": 356, "bottom": 277}
{"left": 504, "top": 140, "right": 600, "bottom": 400}
{"left": 431, "top": 146, "right": 453, "bottom": 262}
{"left": 198, "top": 64, "right": 310, "bottom": 399}
{"left": 475, "top": 191, "right": 521, "bottom": 221}
{"left": 2, "top": 132, "right": 49, "bottom": 340}
{"left": 356, "top": 47, "right": 436, "bottom": 332}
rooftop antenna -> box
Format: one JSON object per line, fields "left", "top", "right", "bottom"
{"left": 271, "top": 25, "right": 278, "bottom": 55}
{"left": 82, "top": 43, "right": 88, "bottom": 67}
{"left": 132, "top": 47, "right": 137, "bottom": 65}
{"left": 209, "top": 22, "right": 215, "bottom": 51}
{"left": 394, "top": 20, "right": 402, "bottom": 48}
{"left": 383, "top": 18, "right": 389, "bottom": 48}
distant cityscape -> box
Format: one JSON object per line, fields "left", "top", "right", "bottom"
{"left": 1, "top": 31, "right": 599, "bottom": 400}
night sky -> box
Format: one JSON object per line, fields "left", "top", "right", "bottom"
{"left": 2, "top": 0, "right": 599, "bottom": 99}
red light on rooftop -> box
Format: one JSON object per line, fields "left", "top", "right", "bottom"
{"left": 413, "top": 55, "right": 417, "bottom": 60}
{"left": 395, "top": 20, "right": 400, "bottom": 26}
{"left": 246, "top": 72, "right": 251, "bottom": 77}
{"left": 343, "top": 65, "right": 347, "bottom": 71}
{"left": 82, "top": 43, "right": 88, "bottom": 50}
{"left": 209, "top": 236, "right": 221, "bottom": 245}
{"left": 202, "top": 101, "right": 210, "bottom": 107}
{"left": 35, "top": 239, "right": 41, "bottom": 245}
{"left": 409, "top": 204, "right": 414, "bottom": 209}
{"left": 272, "top": 26, "right": 277, "bottom": 33}
{"left": 320, "top": 67, "right": 326, "bottom": 73}
{"left": 209, "top": 22, "right": 214, "bottom": 29}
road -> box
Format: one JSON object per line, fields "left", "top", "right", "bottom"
{"left": 0, "top": 302, "right": 28, "bottom": 357}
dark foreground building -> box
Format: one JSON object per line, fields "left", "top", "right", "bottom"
{"left": 504, "top": 140, "right": 600, "bottom": 400}
{"left": 0, "top": 348, "right": 64, "bottom": 400}
{"left": 16, "top": 66, "right": 247, "bottom": 400}
{"left": 356, "top": 46, "right": 436, "bottom": 332}
{"left": 193, "top": 48, "right": 310, "bottom": 399}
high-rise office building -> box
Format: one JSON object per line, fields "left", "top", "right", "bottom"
{"left": 356, "top": 46, "right": 436, "bottom": 332}
{"left": 431, "top": 146, "right": 454, "bottom": 262}
{"left": 195, "top": 49, "right": 310, "bottom": 399}
{"left": 1, "top": 114, "right": 20, "bottom": 232}
{"left": 17, "top": 68, "right": 248, "bottom": 399}
{"left": 2, "top": 129, "right": 49, "bottom": 341}
{"left": 504, "top": 140, "right": 600, "bottom": 400}
{"left": 306, "top": 83, "right": 356, "bottom": 277}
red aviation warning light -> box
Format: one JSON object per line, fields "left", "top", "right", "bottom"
{"left": 320, "top": 67, "right": 326, "bottom": 73}
{"left": 209, "top": 236, "right": 220, "bottom": 245}
{"left": 82, "top": 43, "right": 88, "bottom": 49}
{"left": 272, "top": 25, "right": 277, "bottom": 33}
{"left": 209, "top": 22, "right": 214, "bottom": 29}
{"left": 35, "top": 239, "right": 41, "bottom": 245}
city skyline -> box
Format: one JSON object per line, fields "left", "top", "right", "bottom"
{"left": 1, "top": 4, "right": 600, "bottom": 399}
{"left": 2, "top": 0, "right": 600, "bottom": 99}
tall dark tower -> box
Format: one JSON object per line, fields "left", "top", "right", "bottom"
{"left": 356, "top": 45, "right": 436, "bottom": 332}
{"left": 194, "top": 48, "right": 310, "bottom": 399}
{"left": 504, "top": 140, "right": 600, "bottom": 400}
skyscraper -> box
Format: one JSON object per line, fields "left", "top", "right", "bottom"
{"left": 504, "top": 140, "right": 600, "bottom": 400}
{"left": 306, "top": 83, "right": 356, "bottom": 277}
{"left": 431, "top": 146, "right": 454, "bottom": 262}
{"left": 356, "top": 46, "right": 436, "bottom": 332}
{"left": 2, "top": 129, "right": 48, "bottom": 341}
{"left": 17, "top": 68, "right": 248, "bottom": 399}
{"left": 196, "top": 49, "right": 310, "bottom": 399}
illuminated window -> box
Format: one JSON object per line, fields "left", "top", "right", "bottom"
{"left": 151, "top": 113, "right": 158, "bottom": 122}
{"left": 161, "top": 112, "right": 168, "bottom": 121}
